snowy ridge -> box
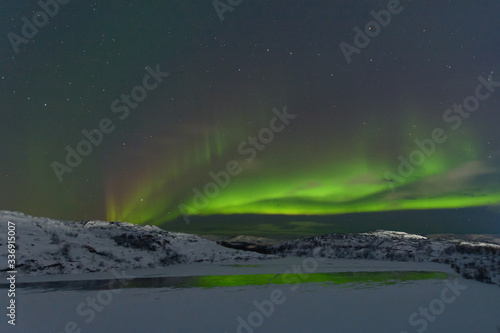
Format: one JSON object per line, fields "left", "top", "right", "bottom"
{"left": 270, "top": 230, "right": 500, "bottom": 285}
{"left": 0, "top": 211, "right": 268, "bottom": 275}
{"left": 2, "top": 210, "right": 499, "bottom": 285}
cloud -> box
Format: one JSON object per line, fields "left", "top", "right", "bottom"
{"left": 419, "top": 161, "right": 497, "bottom": 193}
{"left": 289, "top": 221, "right": 332, "bottom": 228}
{"left": 383, "top": 160, "right": 499, "bottom": 201}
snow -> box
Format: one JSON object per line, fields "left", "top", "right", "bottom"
{"left": 0, "top": 211, "right": 499, "bottom": 332}
{"left": 1, "top": 258, "right": 499, "bottom": 333}
{"left": 0, "top": 211, "right": 271, "bottom": 276}
{"left": 270, "top": 230, "right": 500, "bottom": 285}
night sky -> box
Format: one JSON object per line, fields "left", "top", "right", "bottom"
{"left": 1, "top": 1, "right": 500, "bottom": 237}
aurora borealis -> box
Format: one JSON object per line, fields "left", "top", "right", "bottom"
{"left": 1, "top": 1, "right": 500, "bottom": 236}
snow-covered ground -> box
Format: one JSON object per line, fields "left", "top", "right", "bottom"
{"left": 269, "top": 230, "right": 500, "bottom": 285}
{"left": 1, "top": 258, "right": 500, "bottom": 333}
{"left": 0, "top": 211, "right": 269, "bottom": 276}
{"left": 0, "top": 211, "right": 499, "bottom": 332}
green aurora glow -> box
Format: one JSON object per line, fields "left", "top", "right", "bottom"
{"left": 105, "top": 109, "right": 500, "bottom": 226}
{"left": 122, "top": 271, "right": 450, "bottom": 289}
{"left": 2, "top": 1, "right": 500, "bottom": 235}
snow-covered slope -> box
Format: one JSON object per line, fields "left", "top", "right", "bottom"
{"left": 2, "top": 210, "right": 499, "bottom": 285}
{"left": 0, "top": 211, "right": 268, "bottom": 275}
{"left": 269, "top": 230, "right": 500, "bottom": 285}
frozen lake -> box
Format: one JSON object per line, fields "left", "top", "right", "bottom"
{"left": 2, "top": 258, "right": 499, "bottom": 333}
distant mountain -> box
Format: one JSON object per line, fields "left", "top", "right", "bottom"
{"left": 266, "top": 231, "right": 500, "bottom": 285}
